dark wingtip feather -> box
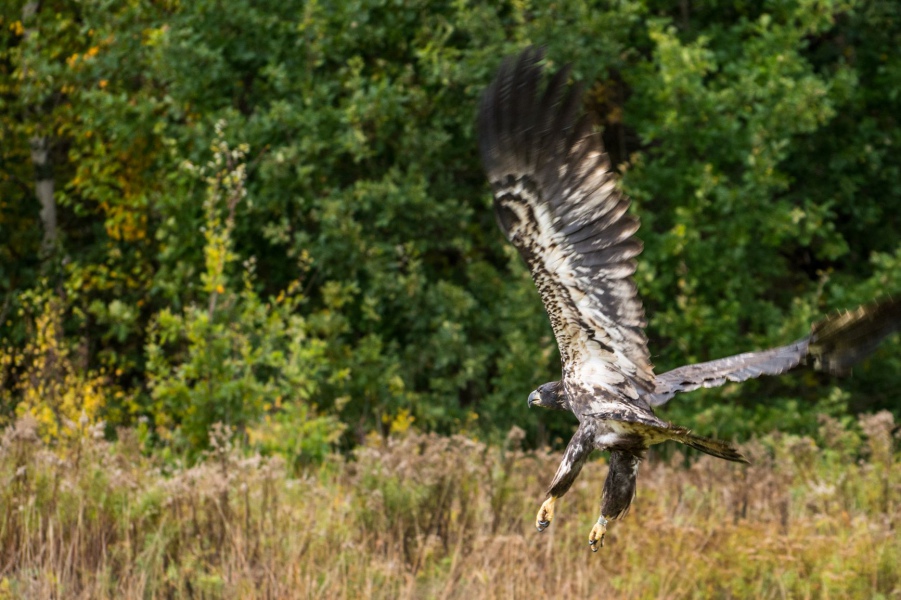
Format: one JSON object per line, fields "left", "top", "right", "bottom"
{"left": 809, "top": 296, "right": 901, "bottom": 374}
{"left": 478, "top": 46, "right": 548, "bottom": 178}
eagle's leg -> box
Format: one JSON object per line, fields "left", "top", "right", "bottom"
{"left": 588, "top": 449, "right": 643, "bottom": 551}
{"left": 588, "top": 516, "right": 608, "bottom": 550}
{"left": 536, "top": 496, "right": 556, "bottom": 532}
{"left": 537, "top": 430, "right": 592, "bottom": 532}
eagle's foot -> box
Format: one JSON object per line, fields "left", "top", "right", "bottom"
{"left": 588, "top": 516, "right": 608, "bottom": 552}
{"left": 536, "top": 496, "right": 557, "bottom": 532}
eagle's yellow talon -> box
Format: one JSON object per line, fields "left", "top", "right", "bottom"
{"left": 536, "top": 496, "right": 556, "bottom": 532}
{"left": 588, "top": 516, "right": 608, "bottom": 552}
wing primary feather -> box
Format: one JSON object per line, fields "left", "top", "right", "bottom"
{"left": 512, "top": 48, "right": 543, "bottom": 169}
{"left": 576, "top": 240, "right": 643, "bottom": 267}
{"left": 535, "top": 65, "right": 572, "bottom": 182}
{"left": 570, "top": 217, "right": 640, "bottom": 254}
{"left": 560, "top": 195, "right": 630, "bottom": 243}
{"left": 809, "top": 296, "right": 901, "bottom": 373}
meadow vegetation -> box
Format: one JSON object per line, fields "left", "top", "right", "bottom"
{"left": 1, "top": 414, "right": 899, "bottom": 599}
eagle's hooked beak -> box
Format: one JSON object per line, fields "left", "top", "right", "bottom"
{"left": 528, "top": 390, "right": 539, "bottom": 408}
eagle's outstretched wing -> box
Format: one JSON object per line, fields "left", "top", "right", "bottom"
{"left": 479, "top": 48, "right": 654, "bottom": 399}
{"left": 648, "top": 297, "right": 901, "bottom": 407}
{"left": 647, "top": 340, "right": 811, "bottom": 407}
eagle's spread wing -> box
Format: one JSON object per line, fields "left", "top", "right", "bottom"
{"left": 649, "top": 297, "right": 901, "bottom": 407}
{"left": 479, "top": 48, "right": 654, "bottom": 399}
{"left": 648, "top": 340, "right": 810, "bottom": 407}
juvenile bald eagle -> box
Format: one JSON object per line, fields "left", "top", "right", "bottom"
{"left": 478, "top": 48, "right": 901, "bottom": 551}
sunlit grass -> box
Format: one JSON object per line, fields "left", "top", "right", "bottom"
{"left": 0, "top": 414, "right": 898, "bottom": 599}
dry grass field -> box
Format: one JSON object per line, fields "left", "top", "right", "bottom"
{"left": 1, "top": 413, "right": 899, "bottom": 599}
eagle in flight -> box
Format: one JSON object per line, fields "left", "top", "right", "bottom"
{"left": 478, "top": 48, "right": 901, "bottom": 551}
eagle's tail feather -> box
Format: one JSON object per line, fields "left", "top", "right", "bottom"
{"left": 670, "top": 428, "right": 749, "bottom": 464}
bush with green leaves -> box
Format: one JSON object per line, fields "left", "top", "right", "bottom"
{"left": 144, "top": 127, "right": 340, "bottom": 458}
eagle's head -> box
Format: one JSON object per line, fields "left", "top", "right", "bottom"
{"left": 527, "top": 380, "right": 568, "bottom": 411}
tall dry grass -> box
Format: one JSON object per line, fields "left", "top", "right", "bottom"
{"left": 0, "top": 414, "right": 899, "bottom": 599}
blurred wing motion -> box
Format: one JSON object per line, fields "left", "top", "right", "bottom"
{"left": 809, "top": 297, "right": 901, "bottom": 373}
{"left": 649, "top": 297, "right": 901, "bottom": 407}
{"left": 478, "top": 48, "right": 654, "bottom": 399}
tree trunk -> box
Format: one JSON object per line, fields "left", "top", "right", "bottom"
{"left": 30, "top": 136, "right": 56, "bottom": 251}
{"left": 22, "top": 1, "right": 57, "bottom": 252}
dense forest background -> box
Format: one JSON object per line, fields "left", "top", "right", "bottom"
{"left": 2, "top": 0, "right": 900, "bottom": 460}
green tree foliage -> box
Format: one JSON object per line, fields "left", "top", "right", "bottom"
{"left": 1, "top": 0, "right": 899, "bottom": 455}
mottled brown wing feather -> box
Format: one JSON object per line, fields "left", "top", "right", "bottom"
{"left": 479, "top": 48, "right": 654, "bottom": 401}
{"left": 649, "top": 297, "right": 901, "bottom": 407}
